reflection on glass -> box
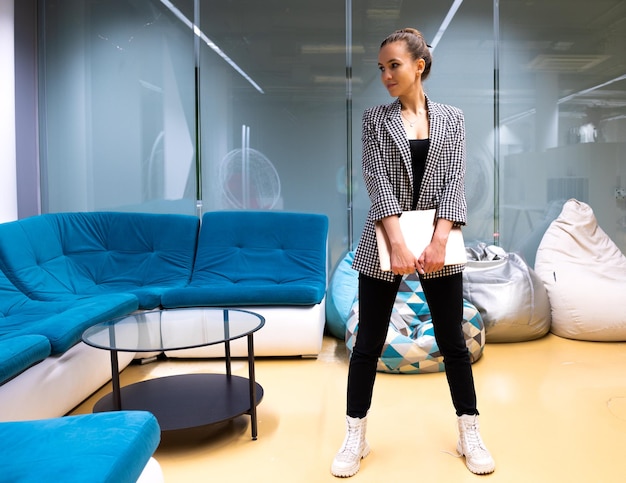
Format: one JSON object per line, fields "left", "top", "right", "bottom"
{"left": 37, "top": 1, "right": 626, "bottom": 271}
{"left": 500, "top": 1, "right": 626, "bottom": 264}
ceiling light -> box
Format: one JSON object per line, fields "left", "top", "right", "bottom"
{"left": 301, "top": 44, "right": 365, "bottom": 55}
{"left": 552, "top": 41, "right": 573, "bottom": 52}
{"left": 528, "top": 54, "right": 610, "bottom": 72}
{"left": 430, "top": 0, "right": 464, "bottom": 52}
{"left": 558, "top": 73, "right": 626, "bottom": 104}
{"left": 314, "top": 75, "right": 362, "bottom": 84}
{"left": 502, "top": 72, "right": 626, "bottom": 124}
{"left": 365, "top": 8, "right": 401, "bottom": 20}
{"left": 159, "top": 0, "right": 264, "bottom": 94}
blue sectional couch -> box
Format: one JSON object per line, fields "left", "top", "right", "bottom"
{"left": 0, "top": 210, "right": 328, "bottom": 421}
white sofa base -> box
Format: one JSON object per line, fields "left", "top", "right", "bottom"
{"left": 0, "top": 342, "right": 134, "bottom": 422}
{"left": 0, "top": 300, "right": 324, "bottom": 422}
{"left": 164, "top": 300, "right": 326, "bottom": 359}
{"left": 137, "top": 457, "right": 165, "bottom": 483}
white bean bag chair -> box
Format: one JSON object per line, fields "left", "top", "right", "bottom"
{"left": 535, "top": 199, "right": 626, "bottom": 341}
{"left": 463, "top": 244, "right": 551, "bottom": 342}
{"left": 345, "top": 273, "right": 485, "bottom": 374}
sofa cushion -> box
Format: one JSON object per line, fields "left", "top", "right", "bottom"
{"left": 162, "top": 210, "right": 328, "bottom": 307}
{"left": 0, "top": 411, "right": 160, "bottom": 483}
{"left": 0, "top": 212, "right": 199, "bottom": 309}
{"left": 1, "top": 255, "right": 138, "bottom": 354}
{"left": 14, "top": 294, "right": 139, "bottom": 354}
{"left": 0, "top": 335, "right": 51, "bottom": 385}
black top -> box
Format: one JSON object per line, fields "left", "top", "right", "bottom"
{"left": 409, "top": 138, "right": 430, "bottom": 209}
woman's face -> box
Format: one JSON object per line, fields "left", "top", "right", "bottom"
{"left": 378, "top": 41, "right": 423, "bottom": 97}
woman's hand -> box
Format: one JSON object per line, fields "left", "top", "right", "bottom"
{"left": 380, "top": 215, "right": 420, "bottom": 275}
{"left": 418, "top": 239, "right": 445, "bottom": 274}
{"left": 390, "top": 243, "right": 420, "bottom": 275}
{"left": 418, "top": 218, "right": 454, "bottom": 274}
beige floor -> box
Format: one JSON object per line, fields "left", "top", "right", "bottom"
{"left": 72, "top": 334, "right": 626, "bottom": 483}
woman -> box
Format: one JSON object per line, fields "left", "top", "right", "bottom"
{"left": 331, "top": 28, "right": 495, "bottom": 477}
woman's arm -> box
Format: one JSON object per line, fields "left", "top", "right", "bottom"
{"left": 361, "top": 109, "right": 403, "bottom": 220}
{"left": 437, "top": 109, "right": 467, "bottom": 225}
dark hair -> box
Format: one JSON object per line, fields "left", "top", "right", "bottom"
{"left": 380, "top": 28, "right": 432, "bottom": 80}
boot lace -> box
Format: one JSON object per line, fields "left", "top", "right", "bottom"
{"left": 461, "top": 418, "right": 489, "bottom": 457}
{"left": 337, "top": 424, "right": 363, "bottom": 460}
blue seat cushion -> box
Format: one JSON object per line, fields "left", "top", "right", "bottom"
{"left": 10, "top": 293, "right": 139, "bottom": 354}
{"left": 0, "top": 335, "right": 51, "bottom": 384}
{"left": 1, "top": 266, "right": 137, "bottom": 356}
{"left": 0, "top": 411, "right": 160, "bottom": 483}
{"left": 162, "top": 210, "right": 328, "bottom": 308}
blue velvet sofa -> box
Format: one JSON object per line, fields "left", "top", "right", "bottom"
{"left": 0, "top": 210, "right": 328, "bottom": 421}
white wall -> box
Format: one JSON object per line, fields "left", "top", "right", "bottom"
{"left": 0, "top": 0, "right": 17, "bottom": 223}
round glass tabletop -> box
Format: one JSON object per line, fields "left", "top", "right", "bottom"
{"left": 82, "top": 308, "right": 265, "bottom": 353}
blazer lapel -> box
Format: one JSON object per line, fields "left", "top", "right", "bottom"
{"left": 418, "top": 98, "right": 447, "bottom": 206}
{"left": 384, "top": 99, "right": 414, "bottom": 187}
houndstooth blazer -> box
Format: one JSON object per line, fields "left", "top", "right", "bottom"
{"left": 352, "top": 96, "right": 467, "bottom": 282}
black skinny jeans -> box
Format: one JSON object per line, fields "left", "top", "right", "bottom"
{"left": 347, "top": 272, "right": 478, "bottom": 418}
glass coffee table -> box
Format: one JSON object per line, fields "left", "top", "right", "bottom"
{"left": 82, "top": 308, "right": 265, "bottom": 439}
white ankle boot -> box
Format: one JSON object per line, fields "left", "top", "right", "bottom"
{"left": 457, "top": 414, "right": 495, "bottom": 475}
{"left": 331, "top": 414, "right": 370, "bottom": 478}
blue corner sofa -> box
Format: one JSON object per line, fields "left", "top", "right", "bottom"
{"left": 0, "top": 210, "right": 328, "bottom": 422}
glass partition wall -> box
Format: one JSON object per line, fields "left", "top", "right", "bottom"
{"left": 499, "top": 0, "right": 626, "bottom": 265}
{"left": 38, "top": 0, "right": 626, "bottom": 270}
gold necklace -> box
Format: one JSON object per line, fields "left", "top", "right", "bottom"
{"left": 400, "top": 109, "right": 424, "bottom": 128}
{"left": 401, "top": 111, "right": 420, "bottom": 128}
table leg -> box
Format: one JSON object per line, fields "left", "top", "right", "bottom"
{"left": 223, "top": 309, "right": 232, "bottom": 377}
{"left": 110, "top": 349, "right": 121, "bottom": 410}
{"left": 247, "top": 333, "right": 258, "bottom": 440}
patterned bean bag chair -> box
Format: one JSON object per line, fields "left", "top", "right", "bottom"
{"left": 535, "top": 199, "right": 626, "bottom": 341}
{"left": 346, "top": 273, "right": 485, "bottom": 374}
